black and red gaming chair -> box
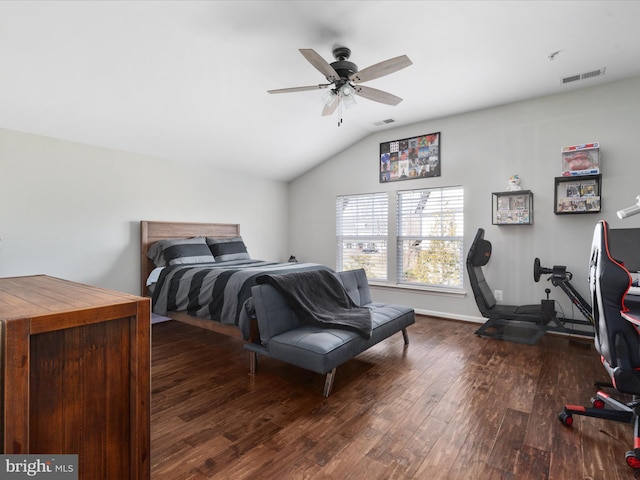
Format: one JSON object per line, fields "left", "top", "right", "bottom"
{"left": 559, "top": 220, "right": 640, "bottom": 469}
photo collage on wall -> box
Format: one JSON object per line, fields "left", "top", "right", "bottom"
{"left": 380, "top": 132, "right": 440, "bottom": 182}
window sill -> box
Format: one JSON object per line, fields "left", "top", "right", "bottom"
{"left": 368, "top": 281, "right": 466, "bottom": 297}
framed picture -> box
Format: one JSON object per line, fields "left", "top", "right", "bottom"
{"left": 379, "top": 132, "right": 440, "bottom": 182}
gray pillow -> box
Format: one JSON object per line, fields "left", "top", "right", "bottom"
{"left": 147, "top": 237, "right": 215, "bottom": 267}
{"left": 206, "top": 236, "right": 251, "bottom": 262}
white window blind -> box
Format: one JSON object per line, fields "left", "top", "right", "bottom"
{"left": 336, "top": 192, "right": 388, "bottom": 281}
{"left": 397, "top": 186, "right": 464, "bottom": 288}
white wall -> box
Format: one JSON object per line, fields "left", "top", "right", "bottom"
{"left": 289, "top": 76, "right": 640, "bottom": 322}
{"left": 0, "top": 129, "right": 289, "bottom": 295}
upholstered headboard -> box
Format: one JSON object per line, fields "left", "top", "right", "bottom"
{"left": 140, "top": 221, "right": 240, "bottom": 297}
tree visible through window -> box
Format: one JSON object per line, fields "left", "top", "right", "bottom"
{"left": 397, "top": 186, "right": 464, "bottom": 288}
{"left": 336, "top": 192, "right": 388, "bottom": 281}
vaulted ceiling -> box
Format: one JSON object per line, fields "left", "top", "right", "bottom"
{"left": 1, "top": 1, "right": 639, "bottom": 182}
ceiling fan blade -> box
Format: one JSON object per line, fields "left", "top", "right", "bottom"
{"left": 299, "top": 48, "right": 340, "bottom": 82}
{"left": 353, "top": 85, "right": 403, "bottom": 106}
{"left": 349, "top": 55, "right": 412, "bottom": 84}
{"left": 322, "top": 95, "right": 340, "bottom": 116}
{"left": 268, "top": 84, "right": 331, "bottom": 94}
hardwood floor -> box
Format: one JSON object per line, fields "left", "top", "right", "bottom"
{"left": 151, "top": 315, "right": 639, "bottom": 479}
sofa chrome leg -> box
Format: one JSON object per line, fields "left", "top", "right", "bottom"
{"left": 323, "top": 368, "right": 336, "bottom": 397}
{"left": 402, "top": 328, "right": 410, "bottom": 345}
{"left": 249, "top": 351, "right": 257, "bottom": 374}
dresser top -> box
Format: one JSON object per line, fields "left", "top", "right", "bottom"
{"left": 0, "top": 275, "right": 145, "bottom": 321}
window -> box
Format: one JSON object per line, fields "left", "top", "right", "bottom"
{"left": 336, "top": 193, "right": 388, "bottom": 281}
{"left": 397, "top": 186, "right": 464, "bottom": 288}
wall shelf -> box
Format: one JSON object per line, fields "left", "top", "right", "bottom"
{"left": 492, "top": 190, "right": 533, "bottom": 225}
{"left": 554, "top": 174, "right": 602, "bottom": 215}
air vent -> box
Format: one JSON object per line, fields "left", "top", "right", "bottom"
{"left": 373, "top": 119, "right": 396, "bottom": 126}
{"left": 561, "top": 67, "right": 606, "bottom": 85}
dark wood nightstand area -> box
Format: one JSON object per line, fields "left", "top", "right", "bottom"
{"left": 0, "top": 275, "right": 150, "bottom": 480}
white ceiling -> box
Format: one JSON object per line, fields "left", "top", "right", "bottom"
{"left": 1, "top": 1, "right": 639, "bottom": 182}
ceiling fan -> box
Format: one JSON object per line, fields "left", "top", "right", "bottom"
{"left": 268, "top": 46, "right": 412, "bottom": 117}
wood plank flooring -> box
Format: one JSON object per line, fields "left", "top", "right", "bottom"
{"left": 151, "top": 316, "right": 640, "bottom": 479}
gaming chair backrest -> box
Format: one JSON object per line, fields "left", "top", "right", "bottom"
{"left": 466, "top": 228, "right": 497, "bottom": 312}
{"left": 590, "top": 220, "right": 639, "bottom": 391}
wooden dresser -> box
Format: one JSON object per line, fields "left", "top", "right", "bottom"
{"left": 0, "top": 275, "right": 150, "bottom": 480}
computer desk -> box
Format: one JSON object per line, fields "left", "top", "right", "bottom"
{"left": 622, "top": 295, "right": 640, "bottom": 326}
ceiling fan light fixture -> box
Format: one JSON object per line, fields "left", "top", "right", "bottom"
{"left": 321, "top": 89, "right": 337, "bottom": 105}
{"left": 340, "top": 84, "right": 357, "bottom": 109}
{"left": 342, "top": 92, "right": 357, "bottom": 109}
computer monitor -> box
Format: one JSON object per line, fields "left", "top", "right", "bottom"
{"left": 608, "top": 228, "right": 640, "bottom": 273}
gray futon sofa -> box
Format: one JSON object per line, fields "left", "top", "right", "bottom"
{"left": 238, "top": 268, "right": 415, "bottom": 396}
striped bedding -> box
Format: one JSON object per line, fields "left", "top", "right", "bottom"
{"left": 151, "top": 259, "right": 332, "bottom": 326}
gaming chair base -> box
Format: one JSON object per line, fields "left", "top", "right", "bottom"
{"left": 475, "top": 318, "right": 546, "bottom": 345}
{"left": 476, "top": 315, "right": 594, "bottom": 345}
{"left": 560, "top": 391, "right": 640, "bottom": 468}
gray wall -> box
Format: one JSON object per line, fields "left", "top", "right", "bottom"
{"left": 0, "top": 128, "right": 290, "bottom": 295}
{"left": 289, "top": 76, "right": 640, "bottom": 322}
{"left": 1, "top": 76, "right": 639, "bottom": 321}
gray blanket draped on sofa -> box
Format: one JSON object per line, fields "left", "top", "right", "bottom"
{"left": 256, "top": 269, "right": 373, "bottom": 339}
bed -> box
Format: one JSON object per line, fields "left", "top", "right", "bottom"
{"left": 140, "top": 220, "right": 331, "bottom": 337}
